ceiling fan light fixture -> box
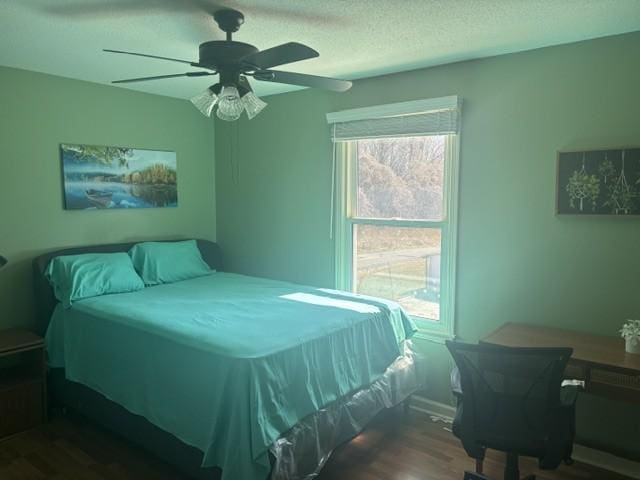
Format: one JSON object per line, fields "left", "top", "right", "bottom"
{"left": 216, "top": 107, "right": 243, "bottom": 122}
{"left": 216, "top": 85, "right": 244, "bottom": 121}
{"left": 242, "top": 92, "right": 267, "bottom": 120}
{"left": 105, "top": 8, "right": 352, "bottom": 121}
{"left": 190, "top": 88, "right": 218, "bottom": 117}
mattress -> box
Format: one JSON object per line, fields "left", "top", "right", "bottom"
{"left": 46, "top": 272, "right": 417, "bottom": 480}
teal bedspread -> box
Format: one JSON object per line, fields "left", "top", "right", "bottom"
{"left": 46, "top": 273, "right": 416, "bottom": 480}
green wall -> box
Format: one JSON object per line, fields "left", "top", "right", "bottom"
{"left": 216, "top": 32, "right": 640, "bottom": 457}
{"left": 0, "top": 66, "right": 216, "bottom": 329}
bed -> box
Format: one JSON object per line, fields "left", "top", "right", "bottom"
{"left": 34, "top": 239, "right": 423, "bottom": 480}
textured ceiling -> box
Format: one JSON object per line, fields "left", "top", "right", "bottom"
{"left": 1, "top": 0, "right": 640, "bottom": 99}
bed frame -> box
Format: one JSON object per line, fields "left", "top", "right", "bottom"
{"left": 34, "top": 239, "right": 414, "bottom": 480}
{"left": 34, "top": 239, "right": 223, "bottom": 479}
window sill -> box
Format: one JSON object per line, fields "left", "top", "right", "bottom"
{"left": 411, "top": 317, "right": 454, "bottom": 344}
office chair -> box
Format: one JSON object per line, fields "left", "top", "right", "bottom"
{"left": 446, "top": 341, "right": 578, "bottom": 480}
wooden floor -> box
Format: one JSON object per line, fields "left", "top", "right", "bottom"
{"left": 0, "top": 408, "right": 630, "bottom": 480}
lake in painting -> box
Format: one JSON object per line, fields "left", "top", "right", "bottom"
{"left": 61, "top": 144, "right": 177, "bottom": 210}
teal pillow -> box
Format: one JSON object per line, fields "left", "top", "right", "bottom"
{"left": 129, "top": 240, "right": 212, "bottom": 286}
{"left": 45, "top": 252, "right": 145, "bottom": 308}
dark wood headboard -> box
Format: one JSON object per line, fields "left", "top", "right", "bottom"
{"left": 32, "top": 239, "right": 222, "bottom": 337}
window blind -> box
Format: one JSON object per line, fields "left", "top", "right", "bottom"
{"left": 326, "top": 95, "right": 460, "bottom": 141}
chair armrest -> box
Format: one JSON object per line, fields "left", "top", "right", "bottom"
{"left": 561, "top": 379, "right": 585, "bottom": 389}
{"left": 452, "top": 388, "right": 463, "bottom": 404}
{"left": 451, "top": 366, "right": 463, "bottom": 399}
{"left": 559, "top": 384, "right": 579, "bottom": 407}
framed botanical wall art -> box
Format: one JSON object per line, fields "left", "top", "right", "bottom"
{"left": 61, "top": 144, "right": 177, "bottom": 210}
{"left": 556, "top": 147, "right": 640, "bottom": 216}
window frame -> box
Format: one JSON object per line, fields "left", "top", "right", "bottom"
{"left": 333, "top": 134, "right": 460, "bottom": 342}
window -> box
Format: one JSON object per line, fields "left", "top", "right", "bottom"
{"left": 328, "top": 97, "right": 460, "bottom": 341}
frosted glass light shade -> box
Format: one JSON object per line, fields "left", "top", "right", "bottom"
{"left": 216, "top": 86, "right": 243, "bottom": 121}
{"left": 242, "top": 92, "right": 267, "bottom": 120}
{"left": 190, "top": 89, "right": 218, "bottom": 117}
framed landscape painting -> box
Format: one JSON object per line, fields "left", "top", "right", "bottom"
{"left": 556, "top": 147, "right": 640, "bottom": 216}
{"left": 61, "top": 144, "right": 177, "bottom": 210}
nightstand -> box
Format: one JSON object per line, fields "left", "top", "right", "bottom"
{"left": 0, "top": 329, "right": 47, "bottom": 438}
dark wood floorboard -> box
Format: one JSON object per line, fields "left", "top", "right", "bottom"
{"left": 0, "top": 408, "right": 630, "bottom": 479}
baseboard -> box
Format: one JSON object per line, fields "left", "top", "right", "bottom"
{"left": 571, "top": 444, "right": 640, "bottom": 479}
{"left": 410, "top": 394, "right": 455, "bottom": 420}
{"left": 410, "top": 395, "right": 640, "bottom": 480}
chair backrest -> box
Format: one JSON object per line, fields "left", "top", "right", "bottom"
{"left": 446, "top": 340, "right": 572, "bottom": 452}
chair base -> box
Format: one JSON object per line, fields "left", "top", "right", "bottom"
{"left": 464, "top": 472, "right": 493, "bottom": 480}
{"left": 464, "top": 472, "right": 535, "bottom": 480}
{"left": 466, "top": 452, "right": 537, "bottom": 480}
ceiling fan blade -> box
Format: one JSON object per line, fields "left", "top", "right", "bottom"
{"left": 42, "top": 1, "right": 343, "bottom": 25}
{"left": 104, "top": 49, "right": 201, "bottom": 67}
{"left": 254, "top": 70, "right": 352, "bottom": 92}
{"left": 112, "top": 71, "right": 215, "bottom": 84}
{"left": 241, "top": 42, "right": 319, "bottom": 70}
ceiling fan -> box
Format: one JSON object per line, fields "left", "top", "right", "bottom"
{"left": 105, "top": 8, "right": 353, "bottom": 121}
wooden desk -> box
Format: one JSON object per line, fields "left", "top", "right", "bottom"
{"left": 482, "top": 322, "right": 640, "bottom": 403}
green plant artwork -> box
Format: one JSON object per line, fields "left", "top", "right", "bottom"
{"left": 565, "top": 154, "right": 600, "bottom": 212}
{"left": 557, "top": 148, "right": 640, "bottom": 215}
{"left": 598, "top": 154, "right": 615, "bottom": 185}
